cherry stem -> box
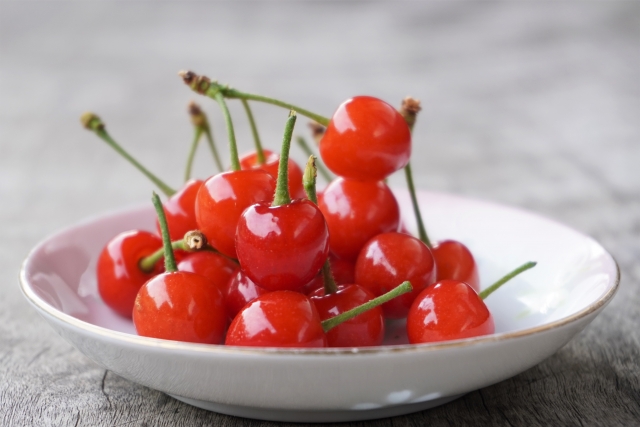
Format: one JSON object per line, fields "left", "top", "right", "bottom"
{"left": 203, "top": 126, "right": 224, "bottom": 173}
{"left": 80, "top": 113, "right": 176, "bottom": 197}
{"left": 213, "top": 92, "right": 240, "bottom": 171}
{"left": 184, "top": 127, "right": 203, "bottom": 182}
{"left": 296, "top": 136, "right": 333, "bottom": 182}
{"left": 272, "top": 111, "right": 297, "bottom": 207}
{"left": 151, "top": 192, "right": 177, "bottom": 272}
{"left": 479, "top": 261, "right": 537, "bottom": 300}
{"left": 404, "top": 162, "right": 431, "bottom": 247}
{"left": 178, "top": 71, "right": 329, "bottom": 126}
{"left": 321, "top": 281, "right": 413, "bottom": 332}
{"left": 241, "top": 99, "right": 266, "bottom": 165}
{"left": 303, "top": 155, "right": 338, "bottom": 294}
{"left": 139, "top": 240, "right": 188, "bottom": 273}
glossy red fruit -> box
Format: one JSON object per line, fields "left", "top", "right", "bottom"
{"left": 319, "top": 178, "right": 400, "bottom": 261}
{"left": 133, "top": 271, "right": 226, "bottom": 344}
{"left": 319, "top": 96, "right": 411, "bottom": 181}
{"left": 355, "top": 232, "right": 436, "bottom": 319}
{"left": 177, "top": 251, "right": 238, "bottom": 296}
{"left": 236, "top": 199, "right": 329, "bottom": 291}
{"left": 97, "top": 230, "right": 163, "bottom": 318}
{"left": 155, "top": 179, "right": 203, "bottom": 241}
{"left": 240, "top": 149, "right": 306, "bottom": 199}
{"left": 195, "top": 170, "right": 276, "bottom": 258}
{"left": 330, "top": 256, "right": 356, "bottom": 285}
{"left": 225, "top": 269, "right": 269, "bottom": 320}
{"left": 432, "top": 240, "right": 480, "bottom": 292}
{"left": 310, "top": 285, "right": 384, "bottom": 347}
{"left": 225, "top": 291, "right": 327, "bottom": 348}
{"left": 407, "top": 280, "right": 494, "bottom": 343}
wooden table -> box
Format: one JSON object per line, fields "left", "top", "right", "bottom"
{"left": 2, "top": 2, "right": 638, "bottom": 425}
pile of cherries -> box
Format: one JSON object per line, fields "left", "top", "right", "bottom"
{"left": 82, "top": 71, "right": 535, "bottom": 348}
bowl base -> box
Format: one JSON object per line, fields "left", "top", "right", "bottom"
{"left": 168, "top": 393, "right": 464, "bottom": 422}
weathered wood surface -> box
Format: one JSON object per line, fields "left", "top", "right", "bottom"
{"left": 1, "top": 2, "right": 639, "bottom": 426}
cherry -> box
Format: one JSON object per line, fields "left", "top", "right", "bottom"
{"left": 319, "top": 96, "right": 411, "bottom": 181}
{"left": 355, "top": 232, "right": 436, "bottom": 319}
{"left": 407, "top": 262, "right": 537, "bottom": 344}
{"left": 236, "top": 112, "right": 329, "bottom": 291}
{"left": 177, "top": 250, "right": 238, "bottom": 296}
{"left": 310, "top": 285, "right": 384, "bottom": 347}
{"left": 239, "top": 149, "right": 305, "bottom": 199}
{"left": 225, "top": 291, "right": 327, "bottom": 348}
{"left": 330, "top": 255, "right": 356, "bottom": 285}
{"left": 432, "top": 240, "right": 480, "bottom": 292}
{"left": 194, "top": 93, "right": 276, "bottom": 258}
{"left": 407, "top": 280, "right": 493, "bottom": 344}
{"left": 318, "top": 177, "right": 400, "bottom": 261}
{"left": 225, "top": 269, "right": 269, "bottom": 320}
{"left": 97, "top": 230, "right": 163, "bottom": 318}
{"left": 133, "top": 193, "right": 226, "bottom": 344}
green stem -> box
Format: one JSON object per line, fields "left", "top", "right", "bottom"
{"left": 404, "top": 162, "right": 431, "bottom": 247}
{"left": 272, "top": 111, "right": 297, "bottom": 206}
{"left": 224, "top": 88, "right": 329, "bottom": 126}
{"left": 184, "top": 127, "right": 203, "bottom": 182}
{"left": 214, "top": 91, "right": 240, "bottom": 171}
{"left": 321, "top": 281, "right": 413, "bottom": 332}
{"left": 81, "top": 114, "right": 176, "bottom": 197}
{"left": 241, "top": 99, "right": 265, "bottom": 164}
{"left": 203, "top": 127, "right": 224, "bottom": 172}
{"left": 151, "top": 192, "right": 177, "bottom": 272}
{"left": 321, "top": 261, "right": 338, "bottom": 295}
{"left": 139, "top": 240, "right": 188, "bottom": 273}
{"left": 296, "top": 136, "right": 333, "bottom": 182}
{"left": 479, "top": 261, "right": 537, "bottom": 300}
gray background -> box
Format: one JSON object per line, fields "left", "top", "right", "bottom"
{"left": 1, "top": 1, "right": 639, "bottom": 426}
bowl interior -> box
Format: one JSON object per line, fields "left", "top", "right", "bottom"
{"left": 22, "top": 190, "right": 618, "bottom": 344}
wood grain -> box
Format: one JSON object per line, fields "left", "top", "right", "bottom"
{"left": 1, "top": 2, "right": 638, "bottom": 426}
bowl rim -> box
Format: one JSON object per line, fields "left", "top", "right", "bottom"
{"left": 19, "top": 193, "right": 621, "bottom": 357}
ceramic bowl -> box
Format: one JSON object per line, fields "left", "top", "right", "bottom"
{"left": 19, "top": 190, "right": 619, "bottom": 423}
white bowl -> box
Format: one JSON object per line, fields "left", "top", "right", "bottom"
{"left": 19, "top": 190, "right": 619, "bottom": 423}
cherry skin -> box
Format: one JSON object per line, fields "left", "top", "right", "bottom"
{"left": 355, "top": 232, "right": 436, "bottom": 319}
{"left": 330, "top": 255, "right": 356, "bottom": 285}
{"left": 310, "top": 285, "right": 384, "bottom": 347}
{"left": 225, "top": 291, "right": 327, "bottom": 348}
{"left": 225, "top": 269, "right": 269, "bottom": 320}
{"left": 319, "top": 96, "right": 412, "bottom": 181}
{"left": 195, "top": 170, "right": 276, "bottom": 258}
{"left": 97, "top": 230, "right": 163, "bottom": 318}
{"left": 407, "top": 280, "right": 494, "bottom": 344}
{"left": 133, "top": 271, "right": 226, "bottom": 343}
{"left": 240, "top": 149, "right": 306, "bottom": 199}
{"left": 236, "top": 199, "right": 330, "bottom": 292}
{"left": 431, "top": 240, "right": 480, "bottom": 292}
{"left": 177, "top": 251, "right": 238, "bottom": 296}
{"left": 318, "top": 177, "right": 400, "bottom": 261}
{"left": 155, "top": 179, "right": 203, "bottom": 241}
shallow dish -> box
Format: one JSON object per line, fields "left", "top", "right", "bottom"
{"left": 20, "top": 189, "right": 619, "bottom": 422}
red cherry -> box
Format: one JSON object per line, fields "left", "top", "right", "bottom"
{"left": 225, "top": 269, "right": 269, "bottom": 320}
{"left": 155, "top": 179, "right": 203, "bottom": 241}
{"left": 97, "top": 230, "right": 163, "bottom": 318}
{"left": 133, "top": 271, "right": 227, "bottom": 344}
{"left": 329, "top": 256, "right": 356, "bottom": 285}
{"left": 310, "top": 284, "right": 384, "bottom": 347}
{"left": 355, "top": 232, "right": 436, "bottom": 319}
{"left": 195, "top": 170, "right": 276, "bottom": 258}
{"left": 319, "top": 96, "right": 411, "bottom": 181}
{"left": 236, "top": 199, "right": 329, "bottom": 291}
{"left": 177, "top": 251, "right": 238, "bottom": 296}
{"left": 319, "top": 177, "right": 400, "bottom": 261}
{"left": 240, "top": 149, "right": 305, "bottom": 199}
{"left": 432, "top": 240, "right": 480, "bottom": 292}
{"left": 225, "top": 291, "right": 327, "bottom": 348}
{"left": 407, "top": 280, "right": 494, "bottom": 344}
